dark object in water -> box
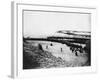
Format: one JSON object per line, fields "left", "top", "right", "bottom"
{"left": 38, "top": 44, "right": 43, "bottom": 51}
{"left": 50, "top": 43, "right": 53, "bottom": 46}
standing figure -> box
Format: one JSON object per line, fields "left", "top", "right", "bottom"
{"left": 75, "top": 51, "right": 78, "bottom": 56}
{"left": 61, "top": 48, "right": 63, "bottom": 52}
{"left": 46, "top": 45, "right": 48, "bottom": 49}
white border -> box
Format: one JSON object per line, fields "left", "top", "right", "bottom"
{"left": 11, "top": 2, "right": 97, "bottom": 78}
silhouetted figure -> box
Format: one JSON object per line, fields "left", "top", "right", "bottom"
{"left": 46, "top": 45, "right": 48, "bottom": 49}
{"left": 75, "top": 51, "right": 78, "bottom": 56}
{"left": 70, "top": 47, "right": 72, "bottom": 50}
{"left": 61, "top": 48, "right": 63, "bottom": 52}
{"left": 72, "top": 48, "right": 74, "bottom": 52}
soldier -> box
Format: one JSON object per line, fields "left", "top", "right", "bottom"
{"left": 75, "top": 51, "right": 78, "bottom": 56}
{"left": 46, "top": 45, "right": 48, "bottom": 49}
{"left": 61, "top": 48, "right": 63, "bottom": 52}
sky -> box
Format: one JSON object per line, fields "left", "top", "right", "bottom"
{"left": 23, "top": 10, "right": 91, "bottom": 37}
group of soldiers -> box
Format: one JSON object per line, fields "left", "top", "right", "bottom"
{"left": 70, "top": 46, "right": 84, "bottom": 56}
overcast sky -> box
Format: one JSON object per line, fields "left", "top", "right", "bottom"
{"left": 23, "top": 10, "right": 91, "bottom": 37}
